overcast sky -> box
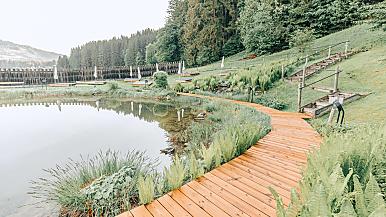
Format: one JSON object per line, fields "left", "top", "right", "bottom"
{"left": 0, "top": 0, "right": 169, "bottom": 55}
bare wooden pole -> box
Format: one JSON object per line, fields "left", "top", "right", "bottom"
{"left": 333, "top": 66, "right": 340, "bottom": 93}
{"left": 298, "top": 83, "right": 303, "bottom": 112}
{"left": 345, "top": 41, "right": 349, "bottom": 57}
{"left": 281, "top": 65, "right": 285, "bottom": 81}
{"left": 328, "top": 46, "right": 331, "bottom": 58}
{"left": 302, "top": 57, "right": 308, "bottom": 87}
{"left": 327, "top": 107, "right": 336, "bottom": 125}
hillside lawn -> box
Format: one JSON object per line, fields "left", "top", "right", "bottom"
{"left": 170, "top": 24, "right": 386, "bottom": 124}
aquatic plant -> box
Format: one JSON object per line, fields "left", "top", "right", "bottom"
{"left": 137, "top": 175, "right": 155, "bottom": 205}
{"left": 30, "top": 150, "right": 158, "bottom": 216}
{"left": 187, "top": 152, "right": 204, "bottom": 180}
{"left": 215, "top": 131, "right": 236, "bottom": 163}
{"left": 201, "top": 144, "right": 216, "bottom": 171}
{"left": 164, "top": 156, "right": 185, "bottom": 191}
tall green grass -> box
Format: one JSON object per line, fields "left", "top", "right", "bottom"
{"left": 138, "top": 175, "right": 155, "bottom": 205}
{"left": 164, "top": 156, "right": 185, "bottom": 191}
{"left": 30, "top": 150, "right": 158, "bottom": 216}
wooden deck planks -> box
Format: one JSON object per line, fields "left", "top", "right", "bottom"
{"left": 116, "top": 93, "right": 321, "bottom": 217}
{"left": 186, "top": 181, "right": 250, "bottom": 217}
{"left": 157, "top": 195, "right": 192, "bottom": 217}
{"left": 145, "top": 200, "right": 173, "bottom": 217}
{"left": 131, "top": 206, "right": 153, "bottom": 217}
{"left": 168, "top": 190, "right": 212, "bottom": 217}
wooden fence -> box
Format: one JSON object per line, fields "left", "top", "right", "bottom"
{"left": 0, "top": 62, "right": 180, "bottom": 85}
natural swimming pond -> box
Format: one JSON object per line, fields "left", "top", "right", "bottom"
{"left": 0, "top": 99, "right": 192, "bottom": 217}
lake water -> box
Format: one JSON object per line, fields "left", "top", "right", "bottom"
{"left": 0, "top": 99, "right": 190, "bottom": 217}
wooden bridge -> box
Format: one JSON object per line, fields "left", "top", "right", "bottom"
{"left": 0, "top": 62, "right": 180, "bottom": 85}
{"left": 118, "top": 93, "right": 322, "bottom": 217}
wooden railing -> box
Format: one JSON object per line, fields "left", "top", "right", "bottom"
{"left": 0, "top": 62, "right": 180, "bottom": 85}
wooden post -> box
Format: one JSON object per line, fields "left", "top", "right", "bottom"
{"left": 334, "top": 67, "right": 340, "bottom": 93}
{"left": 345, "top": 41, "right": 349, "bottom": 57}
{"left": 328, "top": 46, "right": 331, "bottom": 58}
{"left": 298, "top": 83, "right": 303, "bottom": 112}
{"left": 327, "top": 107, "right": 336, "bottom": 125}
{"left": 281, "top": 65, "right": 285, "bottom": 80}
{"left": 302, "top": 57, "right": 308, "bottom": 87}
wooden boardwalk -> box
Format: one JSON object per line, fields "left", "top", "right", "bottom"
{"left": 117, "top": 93, "right": 322, "bottom": 217}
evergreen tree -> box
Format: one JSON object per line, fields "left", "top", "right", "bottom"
{"left": 239, "top": 0, "right": 288, "bottom": 54}
{"left": 57, "top": 55, "right": 70, "bottom": 70}
{"left": 155, "top": 0, "right": 187, "bottom": 63}
{"left": 146, "top": 43, "right": 158, "bottom": 64}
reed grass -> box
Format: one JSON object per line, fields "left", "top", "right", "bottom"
{"left": 163, "top": 156, "right": 185, "bottom": 191}
{"left": 137, "top": 175, "right": 155, "bottom": 205}
{"left": 30, "top": 150, "right": 158, "bottom": 216}
{"left": 187, "top": 152, "right": 204, "bottom": 180}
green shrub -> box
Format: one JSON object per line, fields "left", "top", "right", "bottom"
{"left": 153, "top": 71, "right": 169, "bottom": 89}
{"left": 174, "top": 83, "right": 184, "bottom": 92}
{"left": 253, "top": 95, "right": 288, "bottom": 110}
{"left": 137, "top": 175, "right": 155, "bottom": 205}
{"left": 108, "top": 82, "right": 120, "bottom": 92}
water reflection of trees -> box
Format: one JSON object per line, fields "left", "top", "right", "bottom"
{"left": 0, "top": 99, "right": 195, "bottom": 153}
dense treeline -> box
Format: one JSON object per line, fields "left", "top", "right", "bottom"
{"left": 154, "top": 0, "right": 383, "bottom": 66}
{"left": 0, "top": 60, "right": 56, "bottom": 68}
{"left": 58, "top": 29, "right": 157, "bottom": 70}
{"left": 59, "top": 0, "right": 383, "bottom": 70}
{"left": 154, "top": 0, "right": 244, "bottom": 66}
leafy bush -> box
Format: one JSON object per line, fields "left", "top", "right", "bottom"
{"left": 153, "top": 71, "right": 169, "bottom": 89}
{"left": 289, "top": 28, "right": 315, "bottom": 54}
{"left": 253, "top": 95, "right": 288, "bottom": 110}
{"left": 108, "top": 82, "right": 120, "bottom": 92}
{"left": 81, "top": 165, "right": 137, "bottom": 215}
{"left": 174, "top": 83, "right": 184, "bottom": 92}
{"left": 271, "top": 125, "right": 386, "bottom": 216}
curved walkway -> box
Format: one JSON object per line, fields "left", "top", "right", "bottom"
{"left": 118, "top": 93, "right": 322, "bottom": 217}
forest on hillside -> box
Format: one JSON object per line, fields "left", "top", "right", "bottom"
{"left": 58, "top": 0, "right": 385, "bottom": 70}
